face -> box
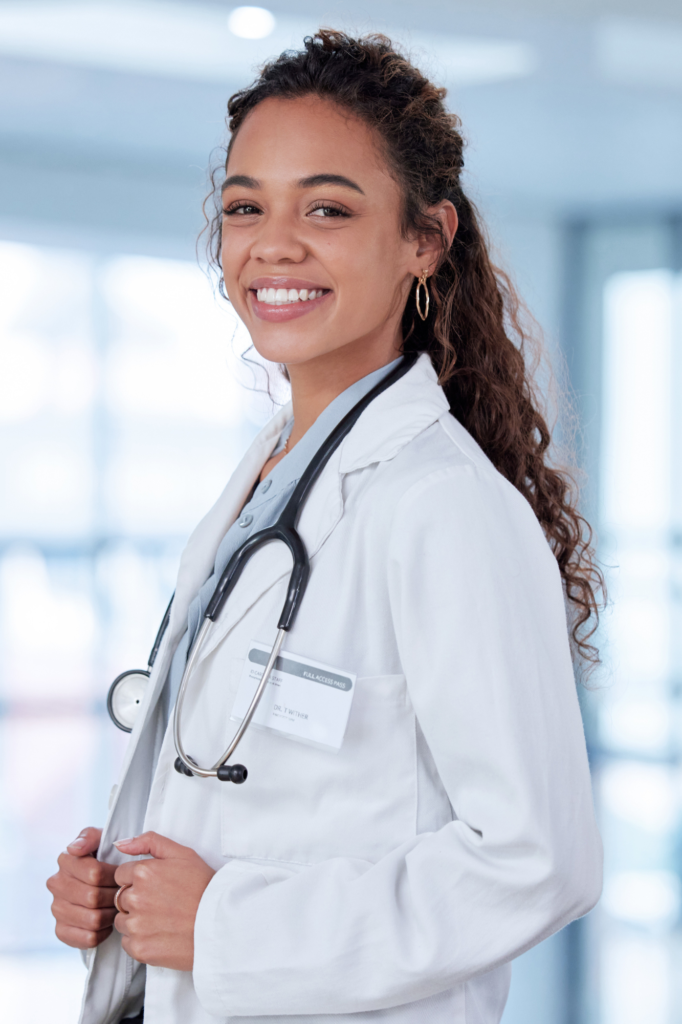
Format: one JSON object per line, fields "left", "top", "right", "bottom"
{"left": 220, "top": 94, "right": 432, "bottom": 373}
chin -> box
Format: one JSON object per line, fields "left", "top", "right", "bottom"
{"left": 249, "top": 327, "right": 339, "bottom": 367}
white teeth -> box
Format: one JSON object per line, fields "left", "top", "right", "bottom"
{"left": 255, "top": 287, "right": 326, "bottom": 305}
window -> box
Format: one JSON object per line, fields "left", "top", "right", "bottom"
{"left": 0, "top": 240, "right": 280, "bottom": 1017}
{"left": 597, "top": 268, "right": 681, "bottom": 1024}
{"left": 561, "top": 217, "right": 682, "bottom": 1024}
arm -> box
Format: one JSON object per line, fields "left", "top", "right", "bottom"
{"left": 193, "top": 464, "right": 602, "bottom": 1016}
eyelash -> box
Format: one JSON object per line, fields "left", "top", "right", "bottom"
{"left": 223, "top": 202, "right": 261, "bottom": 216}
{"left": 222, "top": 201, "right": 351, "bottom": 219}
{"left": 308, "top": 201, "right": 351, "bottom": 218}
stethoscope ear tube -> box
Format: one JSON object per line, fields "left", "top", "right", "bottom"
{"left": 174, "top": 524, "right": 310, "bottom": 781}
{"left": 204, "top": 525, "right": 310, "bottom": 628}
{"left": 173, "top": 625, "right": 287, "bottom": 781}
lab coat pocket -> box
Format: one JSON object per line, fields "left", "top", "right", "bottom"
{"left": 220, "top": 672, "right": 417, "bottom": 865}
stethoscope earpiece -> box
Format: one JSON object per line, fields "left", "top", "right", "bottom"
{"left": 173, "top": 756, "right": 247, "bottom": 783}
{"left": 174, "top": 756, "right": 196, "bottom": 777}
{"left": 217, "top": 763, "right": 248, "bottom": 784}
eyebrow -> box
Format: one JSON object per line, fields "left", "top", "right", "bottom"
{"left": 221, "top": 173, "right": 365, "bottom": 195}
{"left": 222, "top": 174, "right": 259, "bottom": 192}
{"left": 298, "top": 174, "right": 365, "bottom": 194}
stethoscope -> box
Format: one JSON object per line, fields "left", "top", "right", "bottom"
{"left": 107, "top": 354, "right": 416, "bottom": 784}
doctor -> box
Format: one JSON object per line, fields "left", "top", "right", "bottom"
{"left": 47, "top": 30, "right": 602, "bottom": 1024}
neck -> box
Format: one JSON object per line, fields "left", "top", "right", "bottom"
{"left": 285, "top": 328, "right": 402, "bottom": 447}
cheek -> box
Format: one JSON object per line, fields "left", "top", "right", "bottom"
{"left": 336, "top": 231, "right": 407, "bottom": 314}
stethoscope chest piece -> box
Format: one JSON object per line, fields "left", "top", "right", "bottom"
{"left": 107, "top": 670, "right": 151, "bottom": 732}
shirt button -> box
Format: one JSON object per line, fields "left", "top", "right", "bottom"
{"left": 238, "top": 514, "right": 253, "bottom": 528}
{"left": 261, "top": 479, "right": 272, "bottom": 493}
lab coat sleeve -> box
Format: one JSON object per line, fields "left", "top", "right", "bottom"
{"left": 193, "top": 462, "right": 602, "bottom": 1017}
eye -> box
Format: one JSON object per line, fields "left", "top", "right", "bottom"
{"left": 308, "top": 202, "right": 351, "bottom": 219}
{"left": 223, "top": 202, "right": 262, "bottom": 216}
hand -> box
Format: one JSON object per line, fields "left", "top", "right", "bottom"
{"left": 113, "top": 831, "right": 216, "bottom": 971}
{"left": 47, "top": 827, "right": 118, "bottom": 949}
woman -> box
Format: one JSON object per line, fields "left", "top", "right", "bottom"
{"left": 47, "top": 31, "right": 602, "bottom": 1024}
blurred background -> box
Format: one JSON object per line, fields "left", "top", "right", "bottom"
{"left": 0, "top": 1, "right": 680, "bottom": 1021}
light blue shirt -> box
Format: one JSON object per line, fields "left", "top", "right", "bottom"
{"left": 162, "top": 357, "right": 402, "bottom": 719}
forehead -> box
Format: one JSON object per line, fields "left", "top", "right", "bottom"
{"left": 226, "top": 95, "right": 394, "bottom": 189}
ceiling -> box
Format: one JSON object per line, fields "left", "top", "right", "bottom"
{"left": 2, "top": 0, "right": 682, "bottom": 20}
{"left": 0, "top": 0, "right": 681, "bottom": 249}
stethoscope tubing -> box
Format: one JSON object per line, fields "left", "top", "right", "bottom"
{"left": 108, "top": 353, "right": 419, "bottom": 774}
{"left": 173, "top": 626, "right": 286, "bottom": 778}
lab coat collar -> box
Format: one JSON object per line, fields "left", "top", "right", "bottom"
{"left": 338, "top": 353, "right": 448, "bottom": 473}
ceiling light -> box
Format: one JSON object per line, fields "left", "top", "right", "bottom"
{"left": 228, "top": 6, "right": 275, "bottom": 40}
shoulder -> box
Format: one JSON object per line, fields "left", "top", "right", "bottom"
{"left": 386, "top": 411, "right": 529, "bottom": 518}
{"left": 383, "top": 413, "right": 556, "bottom": 575}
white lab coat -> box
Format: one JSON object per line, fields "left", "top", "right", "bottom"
{"left": 79, "top": 354, "right": 602, "bottom": 1024}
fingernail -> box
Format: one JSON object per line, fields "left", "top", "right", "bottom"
{"left": 113, "top": 837, "right": 134, "bottom": 848}
{"left": 68, "top": 837, "right": 87, "bottom": 848}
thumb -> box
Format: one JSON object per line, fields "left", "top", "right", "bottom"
{"left": 66, "top": 827, "right": 102, "bottom": 857}
{"left": 113, "top": 830, "right": 194, "bottom": 860}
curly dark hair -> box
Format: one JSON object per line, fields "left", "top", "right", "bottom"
{"left": 203, "top": 29, "right": 604, "bottom": 669}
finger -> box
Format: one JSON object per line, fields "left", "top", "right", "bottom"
{"left": 55, "top": 921, "right": 113, "bottom": 950}
{"left": 51, "top": 896, "right": 117, "bottom": 933}
{"left": 114, "top": 862, "right": 137, "bottom": 887}
{"left": 66, "top": 827, "right": 103, "bottom": 857}
{"left": 114, "top": 906, "right": 132, "bottom": 937}
{"left": 47, "top": 872, "right": 117, "bottom": 910}
{"left": 57, "top": 851, "right": 118, "bottom": 888}
{"left": 114, "top": 831, "right": 194, "bottom": 860}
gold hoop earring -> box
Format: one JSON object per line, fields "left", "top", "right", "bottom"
{"left": 415, "top": 270, "right": 429, "bottom": 321}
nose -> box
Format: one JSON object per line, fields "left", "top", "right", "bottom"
{"left": 250, "top": 209, "right": 307, "bottom": 265}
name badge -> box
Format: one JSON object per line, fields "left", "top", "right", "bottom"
{"left": 231, "top": 641, "right": 356, "bottom": 751}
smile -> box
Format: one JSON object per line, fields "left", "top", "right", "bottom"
{"left": 256, "top": 287, "right": 327, "bottom": 305}
{"left": 248, "top": 281, "right": 333, "bottom": 322}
